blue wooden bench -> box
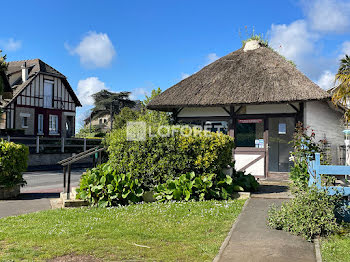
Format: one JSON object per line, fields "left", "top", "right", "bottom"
{"left": 308, "top": 153, "right": 350, "bottom": 221}
{"left": 308, "top": 153, "right": 350, "bottom": 196}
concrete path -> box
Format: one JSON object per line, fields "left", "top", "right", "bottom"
{"left": 218, "top": 198, "right": 316, "bottom": 262}
{"left": 0, "top": 169, "right": 84, "bottom": 219}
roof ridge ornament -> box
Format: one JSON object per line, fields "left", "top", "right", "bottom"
{"left": 243, "top": 40, "right": 261, "bottom": 52}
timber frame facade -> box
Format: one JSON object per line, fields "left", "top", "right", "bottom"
{"left": 1, "top": 59, "right": 81, "bottom": 137}
{"left": 168, "top": 100, "right": 343, "bottom": 179}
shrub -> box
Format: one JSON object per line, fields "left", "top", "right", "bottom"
{"left": 233, "top": 169, "right": 259, "bottom": 192}
{"left": 154, "top": 171, "right": 240, "bottom": 202}
{"left": 289, "top": 122, "right": 327, "bottom": 188}
{"left": 77, "top": 163, "right": 144, "bottom": 207}
{"left": 106, "top": 126, "right": 235, "bottom": 190}
{"left": 268, "top": 187, "right": 341, "bottom": 241}
{"left": 0, "top": 139, "right": 29, "bottom": 187}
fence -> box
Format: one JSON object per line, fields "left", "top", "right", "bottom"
{"left": 308, "top": 153, "right": 350, "bottom": 196}
{"left": 0, "top": 136, "right": 103, "bottom": 154}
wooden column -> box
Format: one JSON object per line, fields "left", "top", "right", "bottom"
{"left": 264, "top": 117, "right": 269, "bottom": 178}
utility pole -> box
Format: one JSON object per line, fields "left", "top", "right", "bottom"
{"left": 110, "top": 101, "right": 113, "bottom": 130}
{"left": 89, "top": 113, "right": 92, "bottom": 133}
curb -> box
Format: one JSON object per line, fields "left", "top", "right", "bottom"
{"left": 212, "top": 197, "right": 251, "bottom": 262}
{"left": 314, "top": 238, "right": 322, "bottom": 262}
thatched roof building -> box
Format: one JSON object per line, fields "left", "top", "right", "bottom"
{"left": 148, "top": 43, "right": 330, "bottom": 111}
{"left": 147, "top": 40, "right": 344, "bottom": 180}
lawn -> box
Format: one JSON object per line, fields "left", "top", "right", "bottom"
{"left": 321, "top": 224, "right": 350, "bottom": 262}
{"left": 0, "top": 199, "right": 245, "bottom": 261}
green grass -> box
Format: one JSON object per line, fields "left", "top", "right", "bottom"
{"left": 0, "top": 200, "right": 245, "bottom": 261}
{"left": 321, "top": 225, "right": 350, "bottom": 262}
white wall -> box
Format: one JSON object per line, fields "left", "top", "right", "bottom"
{"left": 177, "top": 103, "right": 299, "bottom": 117}
{"left": 245, "top": 103, "right": 298, "bottom": 114}
{"left": 304, "top": 101, "right": 344, "bottom": 164}
{"left": 234, "top": 154, "right": 265, "bottom": 177}
{"left": 178, "top": 107, "right": 230, "bottom": 117}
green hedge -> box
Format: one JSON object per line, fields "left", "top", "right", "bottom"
{"left": 106, "top": 126, "right": 235, "bottom": 189}
{"left": 0, "top": 140, "right": 29, "bottom": 187}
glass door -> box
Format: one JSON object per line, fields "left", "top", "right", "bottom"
{"left": 268, "top": 117, "right": 295, "bottom": 172}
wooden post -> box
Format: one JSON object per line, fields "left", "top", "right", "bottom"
{"left": 98, "top": 151, "right": 102, "bottom": 165}
{"left": 67, "top": 164, "right": 71, "bottom": 200}
{"left": 315, "top": 153, "right": 321, "bottom": 189}
{"left": 83, "top": 138, "right": 87, "bottom": 151}
{"left": 92, "top": 153, "right": 96, "bottom": 167}
{"left": 63, "top": 166, "right": 67, "bottom": 193}
{"left": 36, "top": 136, "right": 40, "bottom": 154}
{"left": 61, "top": 137, "right": 65, "bottom": 153}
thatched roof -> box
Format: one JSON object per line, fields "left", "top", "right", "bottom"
{"left": 148, "top": 43, "right": 331, "bottom": 111}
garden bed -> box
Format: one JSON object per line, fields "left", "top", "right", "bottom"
{"left": 0, "top": 200, "right": 245, "bottom": 261}
{"left": 0, "top": 184, "right": 20, "bottom": 199}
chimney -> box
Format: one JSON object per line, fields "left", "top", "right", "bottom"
{"left": 243, "top": 40, "right": 261, "bottom": 52}
{"left": 21, "top": 62, "right": 28, "bottom": 82}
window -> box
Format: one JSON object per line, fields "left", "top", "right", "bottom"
{"left": 235, "top": 119, "right": 264, "bottom": 147}
{"left": 20, "top": 113, "right": 30, "bottom": 128}
{"left": 49, "top": 115, "right": 59, "bottom": 134}
{"left": 204, "top": 121, "right": 228, "bottom": 134}
{"left": 21, "top": 117, "right": 28, "bottom": 128}
{"left": 38, "top": 114, "right": 43, "bottom": 134}
{"left": 44, "top": 80, "right": 53, "bottom": 108}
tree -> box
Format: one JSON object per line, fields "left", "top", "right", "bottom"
{"left": 113, "top": 107, "right": 140, "bottom": 129}
{"left": 139, "top": 88, "right": 169, "bottom": 125}
{"left": 0, "top": 50, "right": 8, "bottom": 95}
{"left": 90, "top": 89, "right": 136, "bottom": 129}
{"left": 332, "top": 55, "right": 350, "bottom": 123}
{"left": 109, "top": 88, "right": 170, "bottom": 131}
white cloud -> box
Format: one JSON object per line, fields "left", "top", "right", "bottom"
{"left": 316, "top": 70, "right": 335, "bottom": 90}
{"left": 269, "top": 20, "right": 317, "bottom": 62}
{"left": 341, "top": 41, "right": 350, "bottom": 56}
{"left": 268, "top": 20, "right": 330, "bottom": 79}
{"left": 66, "top": 31, "right": 116, "bottom": 68}
{"left": 77, "top": 77, "right": 108, "bottom": 106}
{"left": 303, "top": 0, "right": 350, "bottom": 33}
{"left": 130, "top": 87, "right": 150, "bottom": 100}
{"left": 0, "top": 38, "right": 22, "bottom": 52}
{"left": 181, "top": 73, "right": 190, "bottom": 80}
{"left": 206, "top": 53, "right": 219, "bottom": 65}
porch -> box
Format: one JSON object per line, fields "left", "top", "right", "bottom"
{"left": 175, "top": 103, "right": 304, "bottom": 180}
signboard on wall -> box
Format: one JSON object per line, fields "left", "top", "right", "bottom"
{"left": 238, "top": 119, "right": 263, "bottom": 124}
{"left": 278, "top": 123, "right": 287, "bottom": 134}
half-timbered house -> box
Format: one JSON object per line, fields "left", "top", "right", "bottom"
{"left": 0, "top": 59, "right": 81, "bottom": 137}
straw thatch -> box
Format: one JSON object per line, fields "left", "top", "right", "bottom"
{"left": 147, "top": 45, "right": 331, "bottom": 111}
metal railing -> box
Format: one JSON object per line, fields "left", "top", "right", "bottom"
{"left": 0, "top": 136, "right": 102, "bottom": 154}
{"left": 58, "top": 146, "right": 105, "bottom": 199}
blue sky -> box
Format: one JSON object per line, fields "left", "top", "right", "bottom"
{"left": 1, "top": 0, "right": 350, "bottom": 128}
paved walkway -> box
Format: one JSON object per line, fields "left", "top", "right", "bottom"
{"left": 0, "top": 169, "right": 84, "bottom": 219}
{"left": 218, "top": 197, "right": 316, "bottom": 262}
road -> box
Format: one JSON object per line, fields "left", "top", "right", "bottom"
{"left": 22, "top": 168, "right": 85, "bottom": 193}
{"left": 0, "top": 168, "right": 86, "bottom": 219}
